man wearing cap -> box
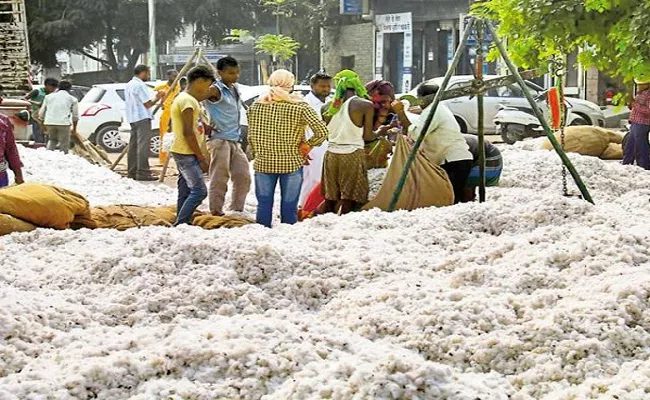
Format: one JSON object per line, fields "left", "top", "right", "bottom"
{"left": 623, "top": 77, "right": 650, "bottom": 169}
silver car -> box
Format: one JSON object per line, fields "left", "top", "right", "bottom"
{"left": 407, "top": 76, "right": 605, "bottom": 134}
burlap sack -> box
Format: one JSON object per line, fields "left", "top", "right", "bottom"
{"left": 0, "top": 214, "right": 37, "bottom": 236}
{"left": 541, "top": 126, "right": 623, "bottom": 157}
{"left": 362, "top": 135, "right": 454, "bottom": 211}
{"left": 87, "top": 205, "right": 178, "bottom": 230}
{"left": 0, "top": 184, "right": 91, "bottom": 229}
{"left": 600, "top": 143, "right": 623, "bottom": 160}
{"left": 192, "top": 214, "right": 254, "bottom": 229}
{"left": 365, "top": 138, "right": 393, "bottom": 169}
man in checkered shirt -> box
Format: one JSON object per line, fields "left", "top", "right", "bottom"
{"left": 247, "top": 69, "right": 328, "bottom": 228}
{"left": 623, "top": 77, "right": 650, "bottom": 169}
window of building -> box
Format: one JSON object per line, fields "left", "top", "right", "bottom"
{"left": 341, "top": 55, "right": 355, "bottom": 71}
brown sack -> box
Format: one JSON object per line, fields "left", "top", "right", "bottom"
{"left": 541, "top": 126, "right": 622, "bottom": 157}
{"left": 600, "top": 143, "right": 624, "bottom": 160}
{"left": 0, "top": 184, "right": 91, "bottom": 229}
{"left": 365, "top": 138, "right": 393, "bottom": 169}
{"left": 0, "top": 214, "right": 37, "bottom": 236}
{"left": 192, "top": 214, "right": 254, "bottom": 229}
{"left": 88, "top": 205, "right": 178, "bottom": 230}
{"left": 362, "top": 135, "right": 454, "bottom": 211}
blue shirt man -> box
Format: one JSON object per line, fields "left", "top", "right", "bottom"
{"left": 124, "top": 64, "right": 164, "bottom": 181}
{"left": 204, "top": 56, "right": 251, "bottom": 216}
{"left": 204, "top": 80, "right": 242, "bottom": 142}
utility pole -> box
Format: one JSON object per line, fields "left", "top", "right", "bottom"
{"left": 148, "top": 0, "right": 158, "bottom": 79}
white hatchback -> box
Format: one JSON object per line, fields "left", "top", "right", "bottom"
{"left": 77, "top": 82, "right": 163, "bottom": 155}
{"left": 404, "top": 76, "right": 606, "bottom": 134}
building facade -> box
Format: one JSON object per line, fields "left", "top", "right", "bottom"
{"left": 324, "top": 0, "right": 608, "bottom": 103}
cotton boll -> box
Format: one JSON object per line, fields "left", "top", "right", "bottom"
{"left": 4, "top": 144, "right": 650, "bottom": 398}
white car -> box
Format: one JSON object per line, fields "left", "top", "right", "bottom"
{"left": 78, "top": 82, "right": 164, "bottom": 154}
{"left": 405, "top": 76, "right": 605, "bottom": 134}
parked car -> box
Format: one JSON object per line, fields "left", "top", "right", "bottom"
{"left": 32, "top": 84, "right": 91, "bottom": 102}
{"left": 0, "top": 99, "right": 31, "bottom": 141}
{"left": 77, "top": 82, "right": 163, "bottom": 153}
{"left": 405, "top": 76, "right": 605, "bottom": 134}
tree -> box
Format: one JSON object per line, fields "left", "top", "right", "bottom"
{"left": 226, "top": 29, "right": 300, "bottom": 71}
{"left": 255, "top": 34, "right": 301, "bottom": 68}
{"left": 181, "top": 0, "right": 259, "bottom": 46}
{"left": 473, "top": 0, "right": 650, "bottom": 84}
{"left": 26, "top": 0, "right": 184, "bottom": 78}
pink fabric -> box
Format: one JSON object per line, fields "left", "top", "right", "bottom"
{"left": 258, "top": 69, "right": 305, "bottom": 104}
{"left": 0, "top": 114, "right": 22, "bottom": 172}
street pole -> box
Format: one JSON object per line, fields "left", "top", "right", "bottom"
{"left": 148, "top": 0, "right": 158, "bottom": 80}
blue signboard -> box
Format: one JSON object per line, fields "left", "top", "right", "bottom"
{"left": 340, "top": 0, "right": 363, "bottom": 15}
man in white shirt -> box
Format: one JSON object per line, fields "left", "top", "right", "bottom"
{"left": 125, "top": 64, "right": 164, "bottom": 181}
{"left": 409, "top": 83, "right": 473, "bottom": 204}
{"left": 299, "top": 72, "right": 332, "bottom": 207}
{"left": 39, "top": 80, "right": 79, "bottom": 154}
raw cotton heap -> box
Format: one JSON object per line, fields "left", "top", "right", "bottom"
{"left": 10, "top": 147, "right": 177, "bottom": 206}
{"left": 1, "top": 146, "right": 650, "bottom": 399}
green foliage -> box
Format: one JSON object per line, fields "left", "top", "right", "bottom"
{"left": 472, "top": 0, "right": 650, "bottom": 83}
{"left": 26, "top": 0, "right": 184, "bottom": 73}
{"left": 254, "top": 34, "right": 300, "bottom": 62}
{"left": 181, "top": 0, "right": 258, "bottom": 46}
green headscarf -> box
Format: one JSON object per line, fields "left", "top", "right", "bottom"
{"left": 324, "top": 70, "right": 369, "bottom": 117}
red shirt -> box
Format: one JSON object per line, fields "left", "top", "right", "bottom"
{"left": 0, "top": 114, "right": 23, "bottom": 172}
{"left": 630, "top": 89, "right": 650, "bottom": 126}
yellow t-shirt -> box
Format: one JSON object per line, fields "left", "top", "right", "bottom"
{"left": 170, "top": 92, "right": 202, "bottom": 155}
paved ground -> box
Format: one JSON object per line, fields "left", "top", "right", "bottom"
{"left": 107, "top": 153, "right": 179, "bottom": 188}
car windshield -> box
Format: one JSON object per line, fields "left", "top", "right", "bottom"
{"left": 81, "top": 87, "right": 106, "bottom": 103}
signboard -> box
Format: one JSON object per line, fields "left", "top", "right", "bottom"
{"left": 375, "top": 12, "right": 413, "bottom": 92}
{"left": 403, "top": 29, "right": 413, "bottom": 94}
{"left": 340, "top": 0, "right": 363, "bottom": 15}
{"left": 375, "top": 31, "right": 384, "bottom": 80}
{"left": 159, "top": 54, "right": 226, "bottom": 64}
{"left": 376, "top": 12, "right": 412, "bottom": 33}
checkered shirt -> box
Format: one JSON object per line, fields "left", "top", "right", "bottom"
{"left": 247, "top": 101, "right": 328, "bottom": 174}
{"left": 630, "top": 89, "right": 650, "bottom": 126}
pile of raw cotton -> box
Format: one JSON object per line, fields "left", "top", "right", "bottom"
{"left": 1, "top": 145, "right": 650, "bottom": 399}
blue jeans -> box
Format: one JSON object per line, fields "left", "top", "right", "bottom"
{"left": 173, "top": 153, "right": 207, "bottom": 226}
{"left": 255, "top": 169, "right": 303, "bottom": 228}
{"left": 0, "top": 172, "right": 8, "bottom": 187}
{"left": 623, "top": 124, "right": 650, "bottom": 169}
{"left": 31, "top": 120, "right": 45, "bottom": 143}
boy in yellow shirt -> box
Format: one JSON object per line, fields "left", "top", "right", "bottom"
{"left": 170, "top": 66, "right": 216, "bottom": 225}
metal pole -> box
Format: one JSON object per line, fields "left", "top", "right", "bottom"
{"left": 148, "top": 0, "right": 158, "bottom": 80}
{"left": 485, "top": 21, "right": 594, "bottom": 204}
{"left": 476, "top": 21, "right": 486, "bottom": 203}
{"left": 388, "top": 18, "right": 475, "bottom": 211}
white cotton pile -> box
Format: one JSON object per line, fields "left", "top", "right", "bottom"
{"left": 10, "top": 146, "right": 177, "bottom": 206}
{"left": 1, "top": 143, "right": 650, "bottom": 399}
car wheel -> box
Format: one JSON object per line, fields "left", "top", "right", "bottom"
{"left": 149, "top": 130, "right": 160, "bottom": 158}
{"left": 569, "top": 117, "right": 589, "bottom": 126}
{"left": 96, "top": 124, "right": 125, "bottom": 153}
{"left": 499, "top": 124, "right": 522, "bottom": 145}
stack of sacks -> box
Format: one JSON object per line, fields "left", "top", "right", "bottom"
{"left": 0, "top": 184, "right": 253, "bottom": 236}
{"left": 82, "top": 205, "right": 179, "bottom": 230}
{"left": 0, "top": 183, "right": 92, "bottom": 234}
{"left": 541, "top": 126, "right": 624, "bottom": 159}
{"left": 86, "top": 205, "right": 254, "bottom": 230}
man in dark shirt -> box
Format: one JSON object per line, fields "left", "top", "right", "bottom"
{"left": 463, "top": 134, "right": 503, "bottom": 202}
